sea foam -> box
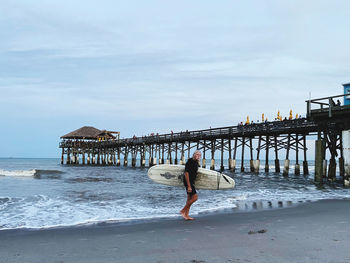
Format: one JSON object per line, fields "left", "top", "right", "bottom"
{"left": 0, "top": 169, "right": 63, "bottom": 177}
{"left": 0, "top": 169, "right": 36, "bottom": 177}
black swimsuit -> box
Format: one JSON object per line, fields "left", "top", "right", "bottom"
{"left": 184, "top": 158, "right": 199, "bottom": 195}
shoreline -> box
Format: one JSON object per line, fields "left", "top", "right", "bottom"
{"left": 1, "top": 199, "right": 350, "bottom": 263}
{"left": 0, "top": 198, "right": 326, "bottom": 232}
{"left": 0, "top": 197, "right": 347, "bottom": 233}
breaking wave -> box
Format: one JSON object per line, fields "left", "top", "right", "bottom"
{"left": 0, "top": 169, "right": 63, "bottom": 177}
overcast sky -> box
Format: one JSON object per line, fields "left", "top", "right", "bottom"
{"left": 1, "top": 0, "right": 350, "bottom": 157}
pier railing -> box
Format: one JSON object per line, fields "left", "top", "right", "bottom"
{"left": 59, "top": 118, "right": 318, "bottom": 149}
{"left": 306, "top": 93, "right": 349, "bottom": 118}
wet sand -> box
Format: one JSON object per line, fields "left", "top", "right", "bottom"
{"left": 1, "top": 199, "right": 350, "bottom": 263}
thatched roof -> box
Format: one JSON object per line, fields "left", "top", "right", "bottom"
{"left": 61, "top": 126, "right": 102, "bottom": 140}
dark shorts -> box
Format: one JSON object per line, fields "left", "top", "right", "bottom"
{"left": 184, "top": 181, "right": 197, "bottom": 196}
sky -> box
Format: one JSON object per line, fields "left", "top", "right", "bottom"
{"left": 1, "top": 0, "right": 350, "bottom": 157}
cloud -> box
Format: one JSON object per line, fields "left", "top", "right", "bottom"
{"left": 1, "top": 0, "right": 350, "bottom": 157}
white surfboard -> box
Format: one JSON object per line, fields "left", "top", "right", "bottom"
{"left": 147, "top": 164, "right": 235, "bottom": 190}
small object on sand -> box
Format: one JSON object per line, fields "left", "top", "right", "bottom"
{"left": 248, "top": 229, "right": 267, "bottom": 234}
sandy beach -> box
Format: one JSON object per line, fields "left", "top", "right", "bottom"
{"left": 1, "top": 199, "right": 349, "bottom": 263}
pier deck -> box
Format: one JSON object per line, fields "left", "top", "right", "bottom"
{"left": 60, "top": 118, "right": 317, "bottom": 149}
{"left": 59, "top": 93, "right": 350, "bottom": 184}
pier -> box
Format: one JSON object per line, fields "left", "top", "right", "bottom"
{"left": 59, "top": 92, "right": 350, "bottom": 185}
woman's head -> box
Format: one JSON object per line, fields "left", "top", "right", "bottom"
{"left": 193, "top": 150, "right": 201, "bottom": 161}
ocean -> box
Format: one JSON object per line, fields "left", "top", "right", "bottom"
{"left": 0, "top": 158, "right": 348, "bottom": 231}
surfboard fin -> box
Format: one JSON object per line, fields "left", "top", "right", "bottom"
{"left": 222, "top": 174, "right": 231, "bottom": 184}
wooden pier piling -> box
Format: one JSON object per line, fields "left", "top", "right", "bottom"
{"left": 303, "top": 135, "right": 309, "bottom": 175}
{"left": 342, "top": 130, "right": 350, "bottom": 186}
{"left": 327, "top": 132, "right": 338, "bottom": 181}
{"left": 255, "top": 136, "right": 261, "bottom": 173}
{"left": 180, "top": 142, "right": 185, "bottom": 165}
{"left": 97, "top": 151, "right": 100, "bottom": 165}
{"left": 339, "top": 135, "right": 344, "bottom": 177}
{"left": 283, "top": 134, "right": 291, "bottom": 176}
{"left": 295, "top": 134, "right": 300, "bottom": 175}
{"left": 202, "top": 140, "right": 206, "bottom": 168}
{"left": 265, "top": 135, "right": 269, "bottom": 173}
{"left": 274, "top": 136, "right": 280, "bottom": 173}
{"left": 124, "top": 147, "right": 128, "bottom": 167}
{"left": 220, "top": 139, "right": 224, "bottom": 171}
{"left": 167, "top": 143, "right": 172, "bottom": 164}
{"left": 210, "top": 140, "right": 215, "bottom": 170}
{"left": 249, "top": 138, "right": 254, "bottom": 172}
{"left": 117, "top": 148, "right": 120, "bottom": 166}
{"left": 187, "top": 142, "right": 190, "bottom": 160}
{"left": 241, "top": 137, "right": 245, "bottom": 172}
{"left": 132, "top": 151, "right": 136, "bottom": 167}
{"left": 315, "top": 132, "right": 324, "bottom": 182}
{"left": 61, "top": 149, "right": 64, "bottom": 165}
{"left": 175, "top": 143, "right": 178, "bottom": 165}
{"left": 328, "top": 158, "right": 336, "bottom": 181}
{"left": 232, "top": 137, "right": 238, "bottom": 172}
{"left": 228, "top": 139, "right": 232, "bottom": 171}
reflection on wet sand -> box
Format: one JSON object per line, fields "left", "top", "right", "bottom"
{"left": 237, "top": 200, "right": 302, "bottom": 211}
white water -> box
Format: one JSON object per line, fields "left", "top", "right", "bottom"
{"left": 0, "top": 169, "right": 36, "bottom": 177}
{"left": 0, "top": 158, "right": 349, "bottom": 231}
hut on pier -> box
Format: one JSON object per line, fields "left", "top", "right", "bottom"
{"left": 61, "top": 126, "right": 103, "bottom": 141}
{"left": 60, "top": 126, "right": 120, "bottom": 165}
{"left": 60, "top": 126, "right": 120, "bottom": 141}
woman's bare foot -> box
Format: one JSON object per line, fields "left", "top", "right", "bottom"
{"left": 180, "top": 210, "right": 194, "bottom": 220}
{"left": 180, "top": 210, "right": 187, "bottom": 219}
